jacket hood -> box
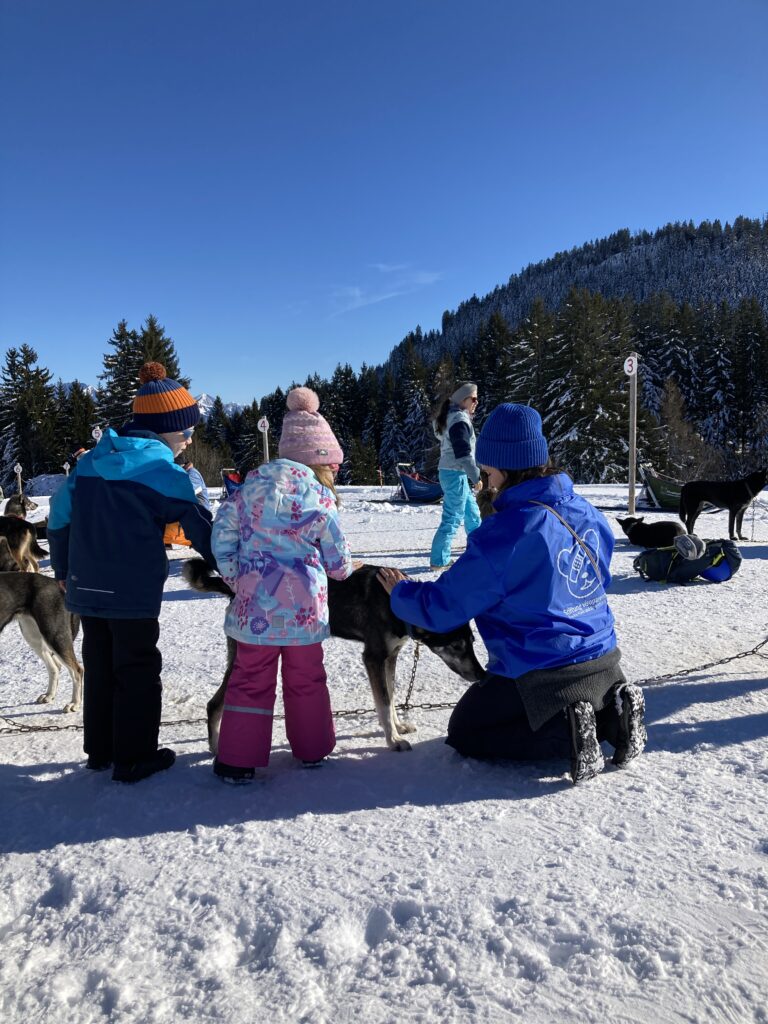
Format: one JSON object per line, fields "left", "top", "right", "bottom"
{"left": 238, "top": 459, "right": 328, "bottom": 521}
{"left": 88, "top": 428, "right": 177, "bottom": 482}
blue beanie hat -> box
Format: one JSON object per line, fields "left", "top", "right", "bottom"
{"left": 475, "top": 403, "right": 549, "bottom": 470}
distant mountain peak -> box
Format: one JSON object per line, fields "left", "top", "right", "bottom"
{"left": 195, "top": 393, "right": 244, "bottom": 420}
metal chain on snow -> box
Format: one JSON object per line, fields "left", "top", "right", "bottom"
{"left": 631, "top": 634, "right": 768, "bottom": 689}
{"left": 401, "top": 640, "right": 422, "bottom": 711}
{"left": 3, "top": 634, "right": 767, "bottom": 739}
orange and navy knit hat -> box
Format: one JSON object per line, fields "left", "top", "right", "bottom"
{"left": 129, "top": 362, "right": 200, "bottom": 434}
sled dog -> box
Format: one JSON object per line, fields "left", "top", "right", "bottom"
{"left": 0, "top": 570, "right": 84, "bottom": 712}
{"left": 616, "top": 516, "right": 687, "bottom": 548}
{"left": 4, "top": 493, "right": 38, "bottom": 518}
{"left": 183, "top": 559, "right": 485, "bottom": 752}
{"left": 0, "top": 514, "right": 48, "bottom": 572}
{"left": 679, "top": 468, "right": 768, "bottom": 540}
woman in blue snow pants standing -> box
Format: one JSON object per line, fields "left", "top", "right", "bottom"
{"left": 429, "top": 382, "right": 482, "bottom": 570}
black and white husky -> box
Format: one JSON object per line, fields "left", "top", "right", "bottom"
{"left": 0, "top": 560, "right": 84, "bottom": 712}
{"left": 183, "top": 559, "right": 485, "bottom": 752}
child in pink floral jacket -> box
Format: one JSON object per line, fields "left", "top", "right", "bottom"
{"left": 211, "top": 388, "right": 354, "bottom": 781}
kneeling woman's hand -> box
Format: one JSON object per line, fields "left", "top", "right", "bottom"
{"left": 376, "top": 566, "right": 409, "bottom": 594}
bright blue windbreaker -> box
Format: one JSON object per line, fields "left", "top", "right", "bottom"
{"left": 390, "top": 473, "right": 617, "bottom": 678}
{"left": 48, "top": 428, "right": 215, "bottom": 618}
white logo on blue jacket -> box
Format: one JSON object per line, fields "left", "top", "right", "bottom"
{"left": 556, "top": 530, "right": 601, "bottom": 599}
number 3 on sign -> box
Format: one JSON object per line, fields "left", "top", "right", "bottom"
{"left": 623, "top": 356, "right": 638, "bottom": 376}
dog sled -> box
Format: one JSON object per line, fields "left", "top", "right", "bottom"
{"left": 638, "top": 464, "right": 682, "bottom": 512}
{"left": 220, "top": 468, "right": 243, "bottom": 498}
{"left": 395, "top": 463, "right": 443, "bottom": 504}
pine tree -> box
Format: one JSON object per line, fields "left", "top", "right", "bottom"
{"left": 53, "top": 382, "right": 96, "bottom": 465}
{"left": 139, "top": 315, "right": 189, "bottom": 386}
{"left": 0, "top": 345, "right": 58, "bottom": 486}
{"left": 543, "top": 291, "right": 629, "bottom": 482}
{"left": 97, "top": 319, "right": 143, "bottom": 427}
{"left": 505, "top": 298, "right": 556, "bottom": 411}
{"left": 473, "top": 312, "right": 514, "bottom": 417}
{"left": 201, "top": 396, "right": 231, "bottom": 452}
{"left": 324, "top": 364, "right": 359, "bottom": 482}
{"left": 395, "top": 344, "right": 434, "bottom": 470}
{"left": 732, "top": 298, "right": 768, "bottom": 459}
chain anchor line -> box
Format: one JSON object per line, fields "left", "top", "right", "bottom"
{"left": 2, "top": 635, "right": 767, "bottom": 738}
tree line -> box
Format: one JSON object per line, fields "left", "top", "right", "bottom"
{"left": 3, "top": 289, "right": 766, "bottom": 493}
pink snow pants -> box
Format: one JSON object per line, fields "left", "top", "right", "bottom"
{"left": 217, "top": 642, "right": 335, "bottom": 768}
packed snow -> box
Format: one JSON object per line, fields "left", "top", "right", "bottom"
{"left": 2, "top": 485, "right": 768, "bottom": 1023}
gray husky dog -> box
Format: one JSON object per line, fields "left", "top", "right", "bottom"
{"left": 0, "top": 557, "right": 84, "bottom": 712}
{"left": 183, "top": 558, "right": 485, "bottom": 752}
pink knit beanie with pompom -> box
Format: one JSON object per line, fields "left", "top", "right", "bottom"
{"left": 278, "top": 387, "right": 343, "bottom": 466}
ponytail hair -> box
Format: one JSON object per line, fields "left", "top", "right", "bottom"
{"left": 309, "top": 464, "right": 339, "bottom": 506}
{"left": 433, "top": 397, "right": 452, "bottom": 436}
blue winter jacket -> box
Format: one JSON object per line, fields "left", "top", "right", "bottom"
{"left": 390, "top": 473, "right": 617, "bottom": 678}
{"left": 48, "top": 428, "right": 215, "bottom": 618}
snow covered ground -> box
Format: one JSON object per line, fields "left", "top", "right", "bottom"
{"left": 2, "top": 485, "right": 767, "bottom": 1023}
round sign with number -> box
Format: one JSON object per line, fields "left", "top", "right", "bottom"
{"left": 623, "top": 355, "right": 638, "bottom": 376}
{"left": 257, "top": 417, "right": 270, "bottom": 432}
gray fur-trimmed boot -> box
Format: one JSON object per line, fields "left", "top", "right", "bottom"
{"left": 567, "top": 701, "right": 605, "bottom": 784}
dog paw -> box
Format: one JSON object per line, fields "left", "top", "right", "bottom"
{"left": 395, "top": 720, "right": 417, "bottom": 734}
{"left": 390, "top": 738, "right": 413, "bottom": 752}
{"left": 35, "top": 693, "right": 54, "bottom": 705}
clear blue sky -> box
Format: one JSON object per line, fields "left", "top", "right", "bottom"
{"left": 1, "top": 0, "right": 766, "bottom": 405}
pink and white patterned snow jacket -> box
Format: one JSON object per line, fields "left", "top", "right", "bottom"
{"left": 211, "top": 459, "right": 353, "bottom": 646}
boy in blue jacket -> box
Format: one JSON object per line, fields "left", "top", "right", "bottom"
{"left": 49, "top": 363, "right": 216, "bottom": 783}
{"left": 378, "top": 403, "right": 646, "bottom": 784}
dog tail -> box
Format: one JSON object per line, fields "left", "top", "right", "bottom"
{"left": 31, "top": 538, "right": 48, "bottom": 559}
{"left": 182, "top": 557, "right": 235, "bottom": 598}
{"left": 70, "top": 613, "right": 81, "bottom": 641}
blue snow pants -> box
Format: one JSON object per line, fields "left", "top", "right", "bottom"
{"left": 429, "top": 469, "right": 482, "bottom": 568}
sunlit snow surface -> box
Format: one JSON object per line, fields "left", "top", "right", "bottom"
{"left": 1, "top": 486, "right": 767, "bottom": 1023}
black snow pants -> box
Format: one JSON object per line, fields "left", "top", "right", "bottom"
{"left": 446, "top": 673, "right": 621, "bottom": 762}
{"left": 81, "top": 616, "right": 163, "bottom": 765}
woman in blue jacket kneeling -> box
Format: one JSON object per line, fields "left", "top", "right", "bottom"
{"left": 378, "top": 403, "right": 646, "bottom": 784}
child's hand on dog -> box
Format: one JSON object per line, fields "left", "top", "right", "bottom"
{"left": 376, "top": 566, "right": 409, "bottom": 594}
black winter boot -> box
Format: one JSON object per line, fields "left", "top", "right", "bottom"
{"left": 213, "top": 758, "right": 256, "bottom": 784}
{"left": 112, "top": 747, "right": 176, "bottom": 783}
{"left": 568, "top": 701, "right": 604, "bottom": 784}
{"left": 611, "top": 684, "right": 647, "bottom": 767}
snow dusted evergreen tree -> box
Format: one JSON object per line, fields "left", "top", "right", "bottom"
{"left": 634, "top": 295, "right": 674, "bottom": 420}
{"left": 201, "top": 396, "right": 231, "bottom": 453}
{"left": 543, "top": 291, "right": 629, "bottom": 482}
{"left": 472, "top": 312, "right": 514, "bottom": 417}
{"left": 0, "top": 345, "right": 58, "bottom": 486}
{"left": 324, "top": 364, "right": 358, "bottom": 483}
{"left": 730, "top": 298, "right": 768, "bottom": 460}
{"left": 139, "top": 315, "right": 189, "bottom": 387}
{"left": 505, "top": 297, "right": 557, "bottom": 410}
{"left": 97, "top": 319, "right": 143, "bottom": 427}
{"left": 398, "top": 345, "right": 433, "bottom": 470}
{"left": 53, "top": 381, "right": 98, "bottom": 464}
{"left": 698, "top": 302, "right": 735, "bottom": 454}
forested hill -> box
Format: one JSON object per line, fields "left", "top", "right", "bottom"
{"left": 388, "top": 217, "right": 768, "bottom": 371}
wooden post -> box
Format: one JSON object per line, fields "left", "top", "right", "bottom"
{"left": 623, "top": 353, "right": 639, "bottom": 514}
{"left": 13, "top": 463, "right": 22, "bottom": 495}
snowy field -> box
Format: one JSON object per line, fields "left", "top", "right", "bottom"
{"left": 2, "top": 485, "right": 768, "bottom": 1023}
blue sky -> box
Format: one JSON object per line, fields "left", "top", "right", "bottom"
{"left": 1, "top": 0, "right": 767, "bottom": 405}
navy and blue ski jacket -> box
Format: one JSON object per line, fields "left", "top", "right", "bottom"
{"left": 390, "top": 473, "right": 617, "bottom": 678}
{"left": 48, "top": 428, "right": 215, "bottom": 618}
